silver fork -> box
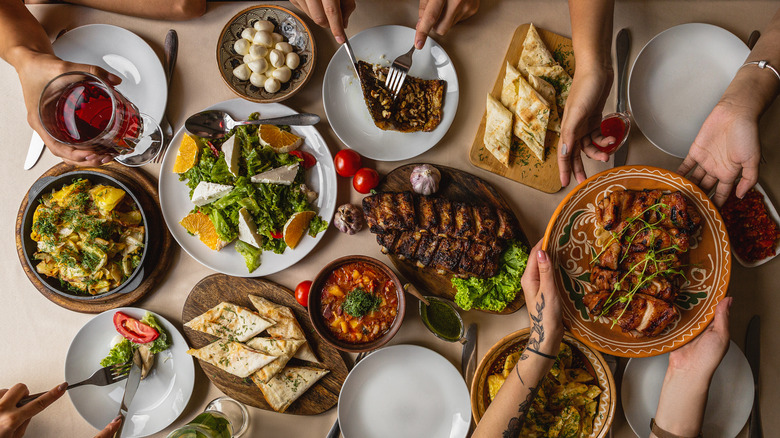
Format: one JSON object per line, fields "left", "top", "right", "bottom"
{"left": 384, "top": 45, "right": 415, "bottom": 100}
{"left": 16, "top": 362, "right": 132, "bottom": 407}
{"left": 153, "top": 29, "right": 178, "bottom": 164}
{"left": 325, "top": 350, "right": 374, "bottom": 438}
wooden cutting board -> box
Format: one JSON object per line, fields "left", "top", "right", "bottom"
{"left": 468, "top": 23, "right": 576, "bottom": 194}
{"left": 375, "top": 164, "right": 528, "bottom": 314}
{"left": 182, "top": 274, "right": 348, "bottom": 415}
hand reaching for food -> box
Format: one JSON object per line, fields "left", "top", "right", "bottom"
{"left": 415, "top": 0, "right": 480, "bottom": 49}
{"left": 289, "top": 0, "right": 356, "bottom": 43}
{"left": 520, "top": 241, "right": 564, "bottom": 358}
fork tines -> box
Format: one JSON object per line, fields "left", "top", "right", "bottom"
{"left": 384, "top": 45, "right": 416, "bottom": 100}
{"left": 111, "top": 361, "right": 133, "bottom": 380}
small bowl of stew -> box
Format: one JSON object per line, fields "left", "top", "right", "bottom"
{"left": 308, "top": 255, "right": 405, "bottom": 352}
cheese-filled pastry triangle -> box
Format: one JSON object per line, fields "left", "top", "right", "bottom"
{"left": 253, "top": 366, "right": 329, "bottom": 413}
{"left": 245, "top": 337, "right": 305, "bottom": 383}
{"left": 187, "top": 340, "right": 277, "bottom": 378}
{"left": 248, "top": 295, "right": 319, "bottom": 363}
{"left": 185, "top": 302, "right": 275, "bottom": 342}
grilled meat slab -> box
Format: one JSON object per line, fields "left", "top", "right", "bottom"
{"left": 583, "top": 290, "right": 679, "bottom": 337}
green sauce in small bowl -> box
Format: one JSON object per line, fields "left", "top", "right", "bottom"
{"left": 419, "top": 296, "right": 464, "bottom": 342}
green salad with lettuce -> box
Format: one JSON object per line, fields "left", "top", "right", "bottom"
{"left": 179, "top": 114, "right": 327, "bottom": 272}
{"left": 452, "top": 241, "right": 529, "bottom": 312}
{"left": 101, "top": 312, "right": 171, "bottom": 367}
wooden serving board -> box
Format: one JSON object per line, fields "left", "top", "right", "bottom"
{"left": 14, "top": 162, "right": 175, "bottom": 313}
{"left": 376, "top": 164, "right": 528, "bottom": 314}
{"left": 468, "top": 23, "right": 576, "bottom": 194}
{"left": 181, "top": 274, "right": 348, "bottom": 415}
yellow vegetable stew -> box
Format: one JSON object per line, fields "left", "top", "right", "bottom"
{"left": 30, "top": 179, "right": 145, "bottom": 295}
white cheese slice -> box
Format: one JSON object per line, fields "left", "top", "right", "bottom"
{"left": 238, "top": 207, "right": 263, "bottom": 248}
{"left": 250, "top": 163, "right": 299, "bottom": 185}
{"left": 222, "top": 135, "right": 239, "bottom": 177}
{"left": 191, "top": 181, "right": 233, "bottom": 206}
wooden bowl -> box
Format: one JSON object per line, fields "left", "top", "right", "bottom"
{"left": 216, "top": 5, "right": 316, "bottom": 103}
{"left": 308, "top": 255, "right": 406, "bottom": 353}
{"left": 542, "top": 165, "right": 731, "bottom": 357}
{"left": 470, "top": 329, "right": 616, "bottom": 437}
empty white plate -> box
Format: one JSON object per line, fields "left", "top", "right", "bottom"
{"left": 322, "top": 25, "right": 459, "bottom": 161}
{"left": 338, "top": 344, "right": 470, "bottom": 438}
{"left": 628, "top": 23, "right": 749, "bottom": 158}
{"left": 622, "top": 341, "right": 753, "bottom": 438}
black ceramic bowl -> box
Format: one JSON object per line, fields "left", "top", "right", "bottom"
{"left": 21, "top": 171, "right": 149, "bottom": 300}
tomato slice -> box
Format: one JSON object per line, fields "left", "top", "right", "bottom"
{"left": 271, "top": 230, "right": 283, "bottom": 239}
{"left": 290, "top": 150, "right": 317, "bottom": 170}
{"left": 113, "top": 312, "right": 159, "bottom": 344}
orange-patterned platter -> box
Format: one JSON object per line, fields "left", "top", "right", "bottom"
{"left": 542, "top": 166, "right": 731, "bottom": 358}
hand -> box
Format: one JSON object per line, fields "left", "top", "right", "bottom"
{"left": 415, "top": 0, "right": 479, "bottom": 49}
{"left": 93, "top": 416, "right": 121, "bottom": 438}
{"left": 668, "top": 297, "right": 732, "bottom": 380}
{"left": 678, "top": 100, "right": 761, "bottom": 206}
{"left": 14, "top": 49, "right": 120, "bottom": 166}
{"left": 558, "top": 65, "right": 613, "bottom": 187}
{"left": 520, "top": 241, "right": 564, "bottom": 358}
{"left": 0, "top": 383, "right": 66, "bottom": 438}
{"left": 290, "top": 0, "right": 356, "bottom": 43}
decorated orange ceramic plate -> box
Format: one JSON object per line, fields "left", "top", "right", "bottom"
{"left": 470, "top": 328, "right": 616, "bottom": 437}
{"left": 542, "top": 166, "right": 730, "bottom": 358}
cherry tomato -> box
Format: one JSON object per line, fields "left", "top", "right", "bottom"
{"left": 290, "top": 150, "right": 317, "bottom": 170}
{"left": 334, "top": 149, "right": 362, "bottom": 177}
{"left": 353, "top": 168, "right": 380, "bottom": 194}
{"left": 113, "top": 312, "right": 159, "bottom": 344}
{"left": 295, "top": 280, "right": 312, "bottom": 307}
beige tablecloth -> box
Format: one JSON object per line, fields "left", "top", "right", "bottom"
{"left": 1, "top": 1, "right": 778, "bottom": 436}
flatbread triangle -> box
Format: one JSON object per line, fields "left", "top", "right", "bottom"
{"left": 248, "top": 295, "right": 319, "bottom": 363}
{"left": 245, "top": 337, "right": 305, "bottom": 383}
{"left": 253, "top": 366, "right": 329, "bottom": 413}
{"left": 484, "top": 94, "right": 513, "bottom": 167}
{"left": 187, "top": 340, "right": 277, "bottom": 378}
{"left": 184, "top": 302, "right": 275, "bottom": 342}
{"left": 513, "top": 75, "right": 550, "bottom": 161}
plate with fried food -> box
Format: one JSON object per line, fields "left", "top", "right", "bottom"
{"left": 322, "top": 25, "right": 459, "bottom": 161}
{"left": 542, "top": 166, "right": 731, "bottom": 357}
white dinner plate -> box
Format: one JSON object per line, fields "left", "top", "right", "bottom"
{"left": 628, "top": 23, "right": 749, "bottom": 158}
{"left": 159, "top": 98, "right": 337, "bottom": 277}
{"left": 65, "top": 308, "right": 194, "bottom": 438}
{"left": 322, "top": 25, "right": 459, "bottom": 161}
{"left": 338, "top": 344, "right": 471, "bottom": 438}
{"left": 52, "top": 24, "right": 167, "bottom": 123}
{"left": 621, "top": 341, "right": 753, "bottom": 438}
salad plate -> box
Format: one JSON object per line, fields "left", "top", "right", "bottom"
{"left": 65, "top": 307, "right": 194, "bottom": 437}
{"left": 322, "top": 25, "right": 459, "bottom": 161}
{"left": 159, "top": 98, "right": 337, "bottom": 277}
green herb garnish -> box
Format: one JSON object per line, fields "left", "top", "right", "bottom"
{"left": 342, "top": 287, "right": 381, "bottom": 317}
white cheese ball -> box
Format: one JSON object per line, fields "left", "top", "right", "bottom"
{"left": 233, "top": 63, "right": 251, "bottom": 81}
{"left": 264, "top": 77, "right": 281, "bottom": 93}
{"left": 233, "top": 38, "right": 251, "bottom": 56}
{"left": 248, "top": 44, "right": 268, "bottom": 59}
{"left": 241, "top": 27, "right": 257, "bottom": 42}
{"left": 275, "top": 42, "right": 293, "bottom": 54}
{"left": 243, "top": 53, "right": 259, "bottom": 64}
{"left": 250, "top": 72, "right": 268, "bottom": 88}
{"left": 285, "top": 52, "right": 300, "bottom": 69}
{"left": 253, "top": 20, "right": 275, "bottom": 33}
{"left": 272, "top": 66, "right": 292, "bottom": 83}
{"left": 253, "top": 31, "right": 273, "bottom": 47}
{"left": 247, "top": 58, "right": 268, "bottom": 74}
{"left": 271, "top": 32, "right": 284, "bottom": 44}
{"left": 269, "top": 49, "right": 285, "bottom": 68}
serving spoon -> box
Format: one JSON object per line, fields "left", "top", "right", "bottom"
{"left": 185, "top": 110, "right": 320, "bottom": 140}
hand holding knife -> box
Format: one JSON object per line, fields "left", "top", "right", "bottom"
{"left": 612, "top": 28, "right": 631, "bottom": 168}
{"left": 113, "top": 350, "right": 143, "bottom": 438}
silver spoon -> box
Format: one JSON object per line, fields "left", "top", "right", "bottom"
{"left": 185, "top": 110, "right": 320, "bottom": 140}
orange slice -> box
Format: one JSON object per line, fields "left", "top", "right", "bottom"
{"left": 173, "top": 133, "right": 200, "bottom": 173}
{"left": 283, "top": 211, "right": 316, "bottom": 249}
{"left": 259, "top": 125, "right": 303, "bottom": 153}
{"left": 180, "top": 211, "right": 228, "bottom": 251}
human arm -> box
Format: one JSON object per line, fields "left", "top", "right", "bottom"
{"left": 289, "top": 0, "right": 356, "bottom": 43}
{"left": 473, "top": 242, "right": 563, "bottom": 437}
{"left": 558, "top": 0, "right": 615, "bottom": 187}
{"left": 414, "top": 0, "right": 479, "bottom": 49}
{"left": 650, "top": 297, "right": 732, "bottom": 437}
{"left": 24, "top": 0, "right": 206, "bottom": 20}
{"left": 678, "top": 9, "right": 780, "bottom": 206}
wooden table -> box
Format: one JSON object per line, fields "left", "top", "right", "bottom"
{"left": 2, "top": 1, "right": 778, "bottom": 436}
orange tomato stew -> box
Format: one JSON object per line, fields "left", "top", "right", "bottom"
{"left": 320, "top": 262, "right": 398, "bottom": 343}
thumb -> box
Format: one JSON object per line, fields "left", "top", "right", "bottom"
{"left": 70, "top": 62, "right": 122, "bottom": 86}
{"left": 536, "top": 249, "right": 555, "bottom": 290}
{"left": 710, "top": 296, "right": 732, "bottom": 339}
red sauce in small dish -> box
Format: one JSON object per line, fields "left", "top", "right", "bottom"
{"left": 592, "top": 114, "right": 628, "bottom": 154}
{"left": 720, "top": 188, "right": 780, "bottom": 262}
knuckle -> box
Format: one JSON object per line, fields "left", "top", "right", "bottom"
{"left": 323, "top": 4, "right": 339, "bottom": 16}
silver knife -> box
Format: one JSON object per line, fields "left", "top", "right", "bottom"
{"left": 612, "top": 28, "right": 631, "bottom": 168}
{"left": 24, "top": 132, "right": 46, "bottom": 170}
{"left": 461, "top": 323, "right": 478, "bottom": 384}
{"left": 745, "top": 315, "right": 762, "bottom": 438}
{"left": 113, "top": 351, "right": 142, "bottom": 438}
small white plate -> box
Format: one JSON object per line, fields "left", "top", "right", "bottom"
{"left": 338, "top": 344, "right": 471, "bottom": 438}
{"left": 621, "top": 341, "right": 753, "bottom": 438}
{"left": 65, "top": 308, "right": 194, "bottom": 438}
{"left": 53, "top": 24, "right": 167, "bottom": 123}
{"left": 730, "top": 183, "right": 780, "bottom": 268}
{"left": 628, "top": 23, "right": 749, "bottom": 158}
{"left": 158, "top": 98, "right": 337, "bottom": 277}
{"left": 322, "top": 25, "right": 459, "bottom": 161}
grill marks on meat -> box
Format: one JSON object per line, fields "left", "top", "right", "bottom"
{"left": 364, "top": 191, "right": 520, "bottom": 278}
{"left": 590, "top": 266, "right": 677, "bottom": 302}
{"left": 582, "top": 291, "right": 679, "bottom": 337}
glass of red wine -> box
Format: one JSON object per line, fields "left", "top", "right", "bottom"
{"left": 591, "top": 112, "right": 631, "bottom": 155}
{"left": 38, "top": 71, "right": 162, "bottom": 166}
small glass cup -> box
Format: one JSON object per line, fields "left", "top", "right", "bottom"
{"left": 418, "top": 295, "right": 465, "bottom": 343}
{"left": 38, "top": 71, "right": 162, "bottom": 166}
{"left": 166, "top": 397, "right": 249, "bottom": 438}
{"left": 591, "top": 111, "right": 631, "bottom": 155}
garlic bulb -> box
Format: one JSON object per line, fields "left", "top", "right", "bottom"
{"left": 334, "top": 204, "right": 364, "bottom": 235}
{"left": 409, "top": 164, "right": 441, "bottom": 195}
